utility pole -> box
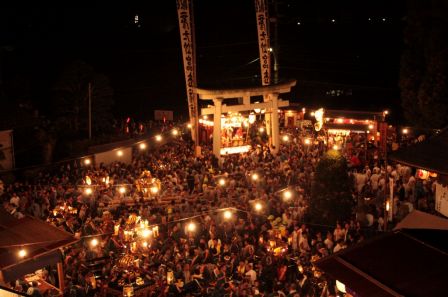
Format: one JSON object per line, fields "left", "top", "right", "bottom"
{"left": 88, "top": 82, "right": 92, "bottom": 140}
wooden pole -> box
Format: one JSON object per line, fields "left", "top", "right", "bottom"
{"left": 57, "top": 261, "right": 65, "bottom": 292}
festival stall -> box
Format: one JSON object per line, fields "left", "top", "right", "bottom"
{"left": 0, "top": 209, "right": 78, "bottom": 296}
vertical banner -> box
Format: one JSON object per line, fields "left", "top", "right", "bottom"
{"left": 435, "top": 182, "right": 448, "bottom": 217}
{"left": 177, "top": 0, "right": 198, "bottom": 144}
{"left": 255, "top": 0, "right": 271, "bottom": 86}
{"left": 0, "top": 130, "right": 14, "bottom": 171}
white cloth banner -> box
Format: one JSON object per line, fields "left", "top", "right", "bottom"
{"left": 435, "top": 182, "right": 448, "bottom": 217}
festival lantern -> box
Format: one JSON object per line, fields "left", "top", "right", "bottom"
{"left": 417, "top": 169, "right": 430, "bottom": 180}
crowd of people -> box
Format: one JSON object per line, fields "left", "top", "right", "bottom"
{"left": 0, "top": 125, "right": 438, "bottom": 297}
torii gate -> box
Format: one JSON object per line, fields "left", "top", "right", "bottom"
{"left": 196, "top": 79, "right": 296, "bottom": 158}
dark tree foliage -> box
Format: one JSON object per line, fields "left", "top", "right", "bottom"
{"left": 52, "top": 60, "right": 114, "bottom": 139}
{"left": 309, "top": 150, "right": 354, "bottom": 226}
{"left": 400, "top": 0, "right": 448, "bottom": 129}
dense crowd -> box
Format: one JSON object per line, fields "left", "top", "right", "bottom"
{"left": 0, "top": 126, "right": 438, "bottom": 297}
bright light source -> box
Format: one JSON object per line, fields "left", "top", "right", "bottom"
{"left": 333, "top": 145, "right": 339, "bottom": 150}
{"left": 304, "top": 138, "right": 311, "bottom": 145}
{"left": 402, "top": 128, "right": 408, "bottom": 134}
{"left": 336, "top": 280, "right": 346, "bottom": 293}
{"left": 223, "top": 210, "right": 232, "bottom": 219}
{"left": 90, "top": 238, "right": 99, "bottom": 247}
{"left": 282, "top": 135, "right": 289, "bottom": 142}
{"left": 203, "top": 115, "right": 208, "bottom": 120}
{"left": 187, "top": 123, "right": 192, "bottom": 129}
{"left": 269, "top": 47, "right": 273, "bottom": 52}
{"left": 187, "top": 222, "right": 196, "bottom": 232}
{"left": 172, "top": 129, "right": 179, "bottom": 136}
{"left": 252, "top": 173, "right": 259, "bottom": 181}
{"left": 155, "top": 135, "right": 162, "bottom": 142}
{"left": 331, "top": 19, "right": 336, "bottom": 23}
{"left": 386, "top": 200, "right": 390, "bottom": 212}
{"left": 255, "top": 202, "right": 263, "bottom": 211}
{"left": 297, "top": 22, "right": 301, "bottom": 25}
{"left": 310, "top": 111, "right": 315, "bottom": 116}
{"left": 337, "top": 118, "right": 344, "bottom": 123}
{"left": 139, "top": 143, "right": 147, "bottom": 150}
{"left": 85, "top": 176, "right": 92, "bottom": 186}
{"left": 85, "top": 188, "right": 93, "bottom": 195}
{"left": 259, "top": 127, "right": 265, "bottom": 133}
{"left": 142, "top": 241, "right": 148, "bottom": 248}
{"left": 368, "top": 124, "right": 374, "bottom": 129}
{"left": 119, "top": 186, "right": 126, "bottom": 194}
{"left": 18, "top": 249, "right": 27, "bottom": 258}
{"left": 219, "top": 178, "right": 226, "bottom": 186}
{"left": 150, "top": 186, "right": 159, "bottom": 194}
{"left": 382, "top": 18, "right": 386, "bottom": 22}
{"left": 384, "top": 110, "right": 389, "bottom": 115}
{"left": 142, "top": 229, "right": 151, "bottom": 238}
{"left": 283, "top": 190, "right": 292, "bottom": 200}
{"left": 84, "top": 159, "right": 91, "bottom": 165}
{"left": 302, "top": 107, "right": 306, "bottom": 113}
{"left": 117, "top": 150, "right": 123, "bottom": 157}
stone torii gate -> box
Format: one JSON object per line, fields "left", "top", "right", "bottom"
{"left": 195, "top": 80, "right": 296, "bottom": 158}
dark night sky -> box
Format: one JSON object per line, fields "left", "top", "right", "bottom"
{"left": 0, "top": 1, "right": 406, "bottom": 122}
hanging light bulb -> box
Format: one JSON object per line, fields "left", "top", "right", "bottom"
{"left": 155, "top": 135, "right": 162, "bottom": 142}
{"left": 223, "top": 210, "right": 232, "bottom": 219}
{"left": 139, "top": 143, "right": 147, "bottom": 150}
{"left": 119, "top": 186, "right": 126, "bottom": 194}
{"left": 90, "top": 238, "right": 99, "bottom": 247}
{"left": 18, "top": 249, "right": 27, "bottom": 258}
{"left": 252, "top": 173, "right": 259, "bottom": 181}
{"left": 283, "top": 190, "right": 292, "bottom": 200}
{"left": 254, "top": 202, "right": 263, "bottom": 211}
{"left": 187, "top": 222, "right": 196, "bottom": 232}
{"left": 219, "top": 178, "right": 226, "bottom": 186}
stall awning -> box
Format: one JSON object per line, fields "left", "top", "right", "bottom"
{"left": 0, "top": 209, "right": 78, "bottom": 282}
{"left": 316, "top": 228, "right": 448, "bottom": 297}
{"left": 389, "top": 128, "right": 448, "bottom": 175}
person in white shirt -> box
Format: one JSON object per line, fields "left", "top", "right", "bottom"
{"left": 245, "top": 263, "right": 257, "bottom": 284}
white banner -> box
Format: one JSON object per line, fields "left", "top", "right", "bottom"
{"left": 177, "top": 0, "right": 198, "bottom": 142}
{"left": 435, "top": 182, "right": 448, "bottom": 217}
{"left": 0, "top": 129, "right": 14, "bottom": 171}
{"left": 255, "top": 0, "right": 271, "bottom": 85}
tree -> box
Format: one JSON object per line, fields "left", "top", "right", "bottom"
{"left": 52, "top": 60, "right": 114, "bottom": 138}
{"left": 308, "top": 150, "right": 354, "bottom": 226}
{"left": 400, "top": 0, "right": 448, "bottom": 129}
